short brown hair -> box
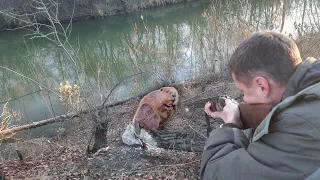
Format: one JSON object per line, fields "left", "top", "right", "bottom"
{"left": 228, "top": 30, "right": 302, "bottom": 86}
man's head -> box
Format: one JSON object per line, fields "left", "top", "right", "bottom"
{"left": 228, "top": 31, "right": 302, "bottom": 104}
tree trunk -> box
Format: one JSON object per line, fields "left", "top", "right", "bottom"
{"left": 87, "top": 108, "right": 109, "bottom": 154}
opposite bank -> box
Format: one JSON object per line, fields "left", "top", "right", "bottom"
{"left": 0, "top": 0, "right": 200, "bottom": 31}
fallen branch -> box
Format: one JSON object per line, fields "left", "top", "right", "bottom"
{"left": 0, "top": 71, "right": 162, "bottom": 137}
{"left": 0, "top": 112, "right": 77, "bottom": 136}
{"left": 0, "top": 90, "right": 151, "bottom": 137}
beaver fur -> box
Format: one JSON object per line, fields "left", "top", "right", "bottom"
{"left": 132, "top": 87, "right": 179, "bottom": 133}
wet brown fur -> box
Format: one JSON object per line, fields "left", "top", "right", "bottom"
{"left": 132, "top": 87, "right": 179, "bottom": 131}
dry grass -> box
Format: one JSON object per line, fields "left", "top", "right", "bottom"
{"left": 0, "top": 102, "right": 20, "bottom": 132}
{"left": 296, "top": 32, "right": 320, "bottom": 59}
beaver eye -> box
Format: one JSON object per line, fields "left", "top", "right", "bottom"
{"left": 160, "top": 88, "right": 163, "bottom": 91}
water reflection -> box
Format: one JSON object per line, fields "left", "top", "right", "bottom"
{"left": 0, "top": 0, "right": 319, "bottom": 129}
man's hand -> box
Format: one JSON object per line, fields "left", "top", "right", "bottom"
{"left": 204, "top": 99, "right": 243, "bottom": 129}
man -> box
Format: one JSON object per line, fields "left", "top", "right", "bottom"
{"left": 200, "top": 30, "right": 320, "bottom": 179}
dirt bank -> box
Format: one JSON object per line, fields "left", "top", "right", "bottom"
{"left": 0, "top": 0, "right": 198, "bottom": 31}
{"left": 0, "top": 74, "right": 240, "bottom": 179}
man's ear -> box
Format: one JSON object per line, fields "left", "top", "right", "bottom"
{"left": 254, "top": 76, "right": 271, "bottom": 97}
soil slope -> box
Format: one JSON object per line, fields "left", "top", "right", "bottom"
{"left": 0, "top": 75, "right": 240, "bottom": 179}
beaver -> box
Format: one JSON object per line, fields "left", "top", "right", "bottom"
{"left": 132, "top": 87, "right": 179, "bottom": 135}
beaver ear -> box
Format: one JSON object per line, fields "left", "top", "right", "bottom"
{"left": 134, "top": 103, "right": 160, "bottom": 130}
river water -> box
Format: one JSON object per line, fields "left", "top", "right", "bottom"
{"left": 0, "top": 0, "right": 319, "bottom": 137}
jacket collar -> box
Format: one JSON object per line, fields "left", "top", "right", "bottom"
{"left": 252, "top": 58, "right": 320, "bottom": 142}
{"left": 282, "top": 57, "right": 317, "bottom": 99}
{"left": 252, "top": 82, "right": 320, "bottom": 142}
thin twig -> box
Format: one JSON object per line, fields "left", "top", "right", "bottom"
{"left": 301, "top": 40, "right": 318, "bottom": 58}
{"left": 0, "top": 66, "right": 79, "bottom": 113}
{"left": 0, "top": 89, "right": 42, "bottom": 104}
{"left": 180, "top": 83, "right": 233, "bottom": 104}
{"left": 185, "top": 118, "right": 207, "bottom": 139}
{"left": 101, "top": 72, "right": 145, "bottom": 106}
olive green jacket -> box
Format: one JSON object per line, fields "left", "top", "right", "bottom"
{"left": 200, "top": 58, "right": 320, "bottom": 180}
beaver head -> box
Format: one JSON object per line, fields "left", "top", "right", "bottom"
{"left": 158, "top": 87, "right": 179, "bottom": 108}
{"left": 132, "top": 87, "right": 179, "bottom": 131}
